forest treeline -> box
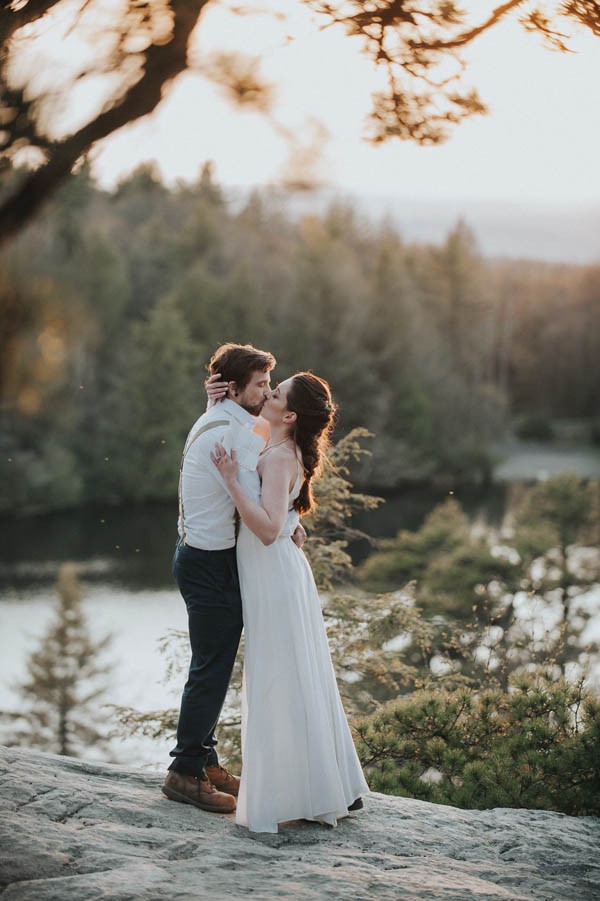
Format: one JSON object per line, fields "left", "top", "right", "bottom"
{"left": 1, "top": 163, "right": 599, "bottom": 514}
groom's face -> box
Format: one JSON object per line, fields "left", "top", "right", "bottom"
{"left": 234, "top": 369, "right": 272, "bottom": 416}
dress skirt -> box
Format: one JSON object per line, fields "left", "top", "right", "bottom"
{"left": 235, "top": 524, "right": 369, "bottom": 833}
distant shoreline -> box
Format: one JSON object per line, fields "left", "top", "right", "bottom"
{"left": 229, "top": 186, "right": 600, "bottom": 265}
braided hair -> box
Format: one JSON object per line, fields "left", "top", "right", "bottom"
{"left": 286, "top": 372, "right": 337, "bottom": 514}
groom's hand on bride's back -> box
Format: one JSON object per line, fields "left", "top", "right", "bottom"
{"left": 292, "top": 523, "right": 307, "bottom": 548}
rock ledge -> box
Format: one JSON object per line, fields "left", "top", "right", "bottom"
{"left": 0, "top": 746, "right": 599, "bottom": 900}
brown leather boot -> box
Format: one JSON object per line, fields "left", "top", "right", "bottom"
{"left": 161, "top": 770, "right": 236, "bottom": 813}
{"left": 205, "top": 763, "right": 240, "bottom": 797}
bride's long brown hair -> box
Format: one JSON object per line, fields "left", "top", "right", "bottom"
{"left": 286, "top": 372, "right": 337, "bottom": 514}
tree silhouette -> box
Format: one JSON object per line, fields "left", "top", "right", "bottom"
{"left": 10, "top": 563, "right": 113, "bottom": 757}
{"left": 1, "top": 0, "right": 599, "bottom": 245}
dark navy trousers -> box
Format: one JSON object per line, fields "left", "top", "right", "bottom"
{"left": 168, "top": 539, "right": 243, "bottom": 776}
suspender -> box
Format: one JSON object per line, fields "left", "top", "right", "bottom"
{"left": 178, "top": 419, "right": 229, "bottom": 544}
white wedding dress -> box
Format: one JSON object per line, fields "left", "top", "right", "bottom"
{"left": 234, "top": 460, "right": 369, "bottom": 833}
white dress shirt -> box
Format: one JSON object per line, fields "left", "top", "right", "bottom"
{"left": 178, "top": 399, "right": 264, "bottom": 550}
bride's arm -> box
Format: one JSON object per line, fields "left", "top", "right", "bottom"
{"left": 211, "top": 444, "right": 290, "bottom": 546}
{"left": 205, "top": 372, "right": 229, "bottom": 409}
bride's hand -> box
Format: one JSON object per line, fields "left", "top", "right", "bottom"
{"left": 205, "top": 372, "right": 229, "bottom": 408}
{"left": 211, "top": 443, "right": 238, "bottom": 484}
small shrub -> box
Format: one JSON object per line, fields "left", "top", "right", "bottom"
{"left": 514, "top": 413, "right": 554, "bottom": 441}
{"left": 354, "top": 672, "right": 599, "bottom": 816}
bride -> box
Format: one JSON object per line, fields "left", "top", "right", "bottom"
{"left": 210, "top": 371, "right": 369, "bottom": 833}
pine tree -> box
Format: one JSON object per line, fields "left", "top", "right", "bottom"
{"left": 357, "top": 477, "right": 600, "bottom": 687}
{"left": 304, "top": 427, "right": 383, "bottom": 589}
{"left": 97, "top": 295, "right": 201, "bottom": 501}
{"left": 11, "top": 563, "right": 112, "bottom": 757}
{"left": 508, "top": 473, "right": 600, "bottom": 676}
{"left": 353, "top": 672, "right": 600, "bottom": 816}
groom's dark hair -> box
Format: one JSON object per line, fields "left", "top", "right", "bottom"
{"left": 208, "top": 343, "right": 276, "bottom": 391}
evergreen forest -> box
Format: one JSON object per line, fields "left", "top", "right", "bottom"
{"left": 2, "top": 163, "right": 600, "bottom": 515}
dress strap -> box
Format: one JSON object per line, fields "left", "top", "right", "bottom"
{"left": 291, "top": 452, "right": 303, "bottom": 499}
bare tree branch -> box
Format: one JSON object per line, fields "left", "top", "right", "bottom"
{"left": 409, "top": 0, "right": 528, "bottom": 51}
{"left": 0, "top": 0, "right": 210, "bottom": 248}
{"left": 0, "top": 0, "right": 598, "bottom": 245}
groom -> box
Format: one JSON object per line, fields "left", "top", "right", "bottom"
{"left": 162, "top": 342, "right": 301, "bottom": 814}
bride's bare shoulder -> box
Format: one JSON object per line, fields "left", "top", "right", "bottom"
{"left": 262, "top": 444, "right": 297, "bottom": 464}
{"left": 259, "top": 444, "right": 299, "bottom": 477}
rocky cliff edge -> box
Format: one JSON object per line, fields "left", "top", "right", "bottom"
{"left": 0, "top": 746, "right": 599, "bottom": 900}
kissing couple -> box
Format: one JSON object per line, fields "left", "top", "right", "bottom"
{"left": 161, "top": 343, "right": 369, "bottom": 834}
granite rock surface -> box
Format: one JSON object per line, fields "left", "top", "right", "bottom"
{"left": 0, "top": 746, "right": 599, "bottom": 900}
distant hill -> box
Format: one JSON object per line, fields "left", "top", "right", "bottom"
{"left": 366, "top": 196, "right": 600, "bottom": 264}
{"left": 239, "top": 188, "right": 600, "bottom": 264}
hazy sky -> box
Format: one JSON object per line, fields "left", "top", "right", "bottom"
{"left": 82, "top": 1, "right": 600, "bottom": 204}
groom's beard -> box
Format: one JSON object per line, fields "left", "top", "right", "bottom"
{"left": 240, "top": 399, "right": 265, "bottom": 417}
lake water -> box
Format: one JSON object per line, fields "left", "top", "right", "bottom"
{"left": 0, "top": 482, "right": 509, "bottom": 590}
